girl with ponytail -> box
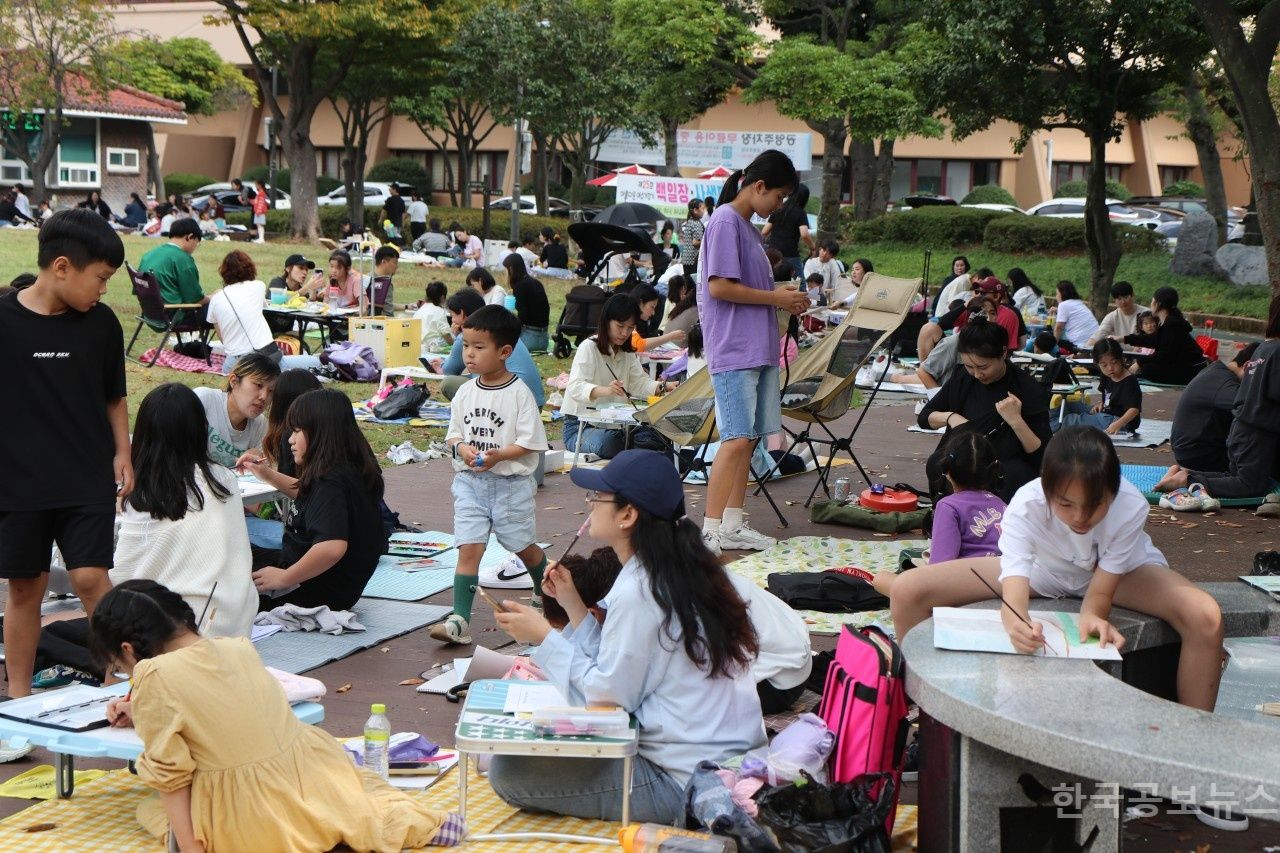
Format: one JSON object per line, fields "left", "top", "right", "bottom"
{"left": 698, "top": 149, "right": 810, "bottom": 555}
{"left": 489, "top": 449, "right": 764, "bottom": 824}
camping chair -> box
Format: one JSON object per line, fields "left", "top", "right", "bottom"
{"left": 124, "top": 263, "right": 211, "bottom": 367}
{"left": 367, "top": 275, "right": 393, "bottom": 316}
{"left": 759, "top": 272, "right": 921, "bottom": 509}
{"left": 636, "top": 364, "right": 790, "bottom": 527}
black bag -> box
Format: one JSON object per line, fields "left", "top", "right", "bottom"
{"left": 255, "top": 340, "right": 284, "bottom": 365}
{"left": 755, "top": 771, "right": 896, "bottom": 853}
{"left": 373, "top": 383, "right": 428, "bottom": 420}
{"left": 766, "top": 571, "right": 889, "bottom": 613}
{"left": 174, "top": 340, "right": 211, "bottom": 360}
{"left": 34, "top": 618, "right": 104, "bottom": 682}
{"left": 1253, "top": 550, "right": 1280, "bottom": 576}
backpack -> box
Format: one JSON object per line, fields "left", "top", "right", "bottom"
{"left": 320, "top": 341, "right": 380, "bottom": 382}
{"left": 818, "top": 624, "right": 909, "bottom": 836}
{"left": 765, "top": 570, "right": 889, "bottom": 613}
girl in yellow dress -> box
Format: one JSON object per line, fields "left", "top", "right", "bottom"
{"left": 90, "top": 579, "right": 464, "bottom": 853}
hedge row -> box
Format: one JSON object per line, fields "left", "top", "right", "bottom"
{"left": 843, "top": 206, "right": 1016, "bottom": 245}
{"left": 840, "top": 205, "right": 1168, "bottom": 254}
{"left": 983, "top": 216, "right": 1167, "bottom": 254}
{"left": 227, "top": 204, "right": 566, "bottom": 244}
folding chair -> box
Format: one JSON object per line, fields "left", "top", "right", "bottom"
{"left": 636, "top": 365, "right": 790, "bottom": 527}
{"left": 367, "top": 275, "right": 393, "bottom": 316}
{"left": 759, "top": 272, "right": 922, "bottom": 509}
{"left": 123, "top": 263, "right": 211, "bottom": 367}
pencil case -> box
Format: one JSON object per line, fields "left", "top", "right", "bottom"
{"left": 531, "top": 707, "right": 629, "bottom": 737}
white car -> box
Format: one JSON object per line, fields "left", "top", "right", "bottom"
{"left": 961, "top": 203, "right": 1025, "bottom": 214}
{"left": 318, "top": 181, "right": 413, "bottom": 208}
{"left": 1025, "top": 197, "right": 1143, "bottom": 223}
{"left": 486, "top": 194, "right": 572, "bottom": 215}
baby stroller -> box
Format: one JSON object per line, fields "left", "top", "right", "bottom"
{"left": 552, "top": 285, "right": 611, "bottom": 358}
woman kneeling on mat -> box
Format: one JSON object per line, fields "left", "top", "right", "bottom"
{"left": 487, "top": 449, "right": 765, "bottom": 823}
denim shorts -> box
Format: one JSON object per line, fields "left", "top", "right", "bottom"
{"left": 452, "top": 470, "right": 537, "bottom": 551}
{"left": 711, "top": 365, "right": 781, "bottom": 441}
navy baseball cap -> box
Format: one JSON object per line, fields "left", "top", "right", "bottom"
{"left": 569, "top": 449, "right": 686, "bottom": 521}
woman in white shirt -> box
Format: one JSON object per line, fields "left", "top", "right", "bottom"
{"left": 466, "top": 267, "right": 507, "bottom": 306}
{"left": 1053, "top": 280, "right": 1099, "bottom": 348}
{"left": 490, "top": 449, "right": 765, "bottom": 822}
{"left": 207, "top": 250, "right": 278, "bottom": 374}
{"left": 112, "top": 383, "right": 258, "bottom": 638}
{"left": 562, "top": 294, "right": 675, "bottom": 459}
{"left": 413, "top": 280, "right": 452, "bottom": 355}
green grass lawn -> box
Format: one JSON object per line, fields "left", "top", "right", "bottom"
{"left": 841, "top": 242, "right": 1273, "bottom": 320}
{"left": 0, "top": 227, "right": 1267, "bottom": 464}
{"left": 0, "top": 230, "right": 582, "bottom": 463}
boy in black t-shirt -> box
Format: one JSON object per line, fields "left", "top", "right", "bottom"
{"left": 0, "top": 209, "right": 130, "bottom": 696}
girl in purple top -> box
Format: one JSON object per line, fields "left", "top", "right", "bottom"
{"left": 697, "top": 151, "right": 810, "bottom": 556}
{"left": 928, "top": 431, "right": 1007, "bottom": 563}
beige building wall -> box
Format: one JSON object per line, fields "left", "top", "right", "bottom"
{"left": 110, "top": 4, "right": 1254, "bottom": 209}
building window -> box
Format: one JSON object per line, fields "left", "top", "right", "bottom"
{"left": 315, "top": 147, "right": 343, "bottom": 179}
{"left": 56, "top": 118, "right": 99, "bottom": 188}
{"left": 1159, "top": 165, "right": 1191, "bottom": 190}
{"left": 423, "top": 151, "right": 508, "bottom": 192}
{"left": 1051, "top": 162, "right": 1124, "bottom": 193}
{"left": 888, "top": 159, "right": 1001, "bottom": 202}
{"left": 0, "top": 159, "right": 29, "bottom": 182}
{"left": 106, "top": 147, "right": 139, "bottom": 174}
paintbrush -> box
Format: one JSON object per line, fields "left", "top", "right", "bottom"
{"left": 601, "top": 361, "right": 642, "bottom": 411}
{"left": 195, "top": 581, "right": 218, "bottom": 632}
{"left": 969, "top": 567, "right": 1035, "bottom": 630}
{"left": 559, "top": 518, "right": 592, "bottom": 564}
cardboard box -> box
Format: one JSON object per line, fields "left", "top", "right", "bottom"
{"left": 349, "top": 317, "right": 421, "bottom": 369}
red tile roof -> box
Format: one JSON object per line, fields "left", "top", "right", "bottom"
{"left": 63, "top": 74, "right": 187, "bottom": 123}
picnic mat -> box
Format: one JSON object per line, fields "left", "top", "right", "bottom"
{"left": 136, "top": 348, "right": 226, "bottom": 374}
{"left": 1121, "top": 463, "right": 1280, "bottom": 508}
{"left": 1109, "top": 418, "right": 1172, "bottom": 448}
{"left": 0, "top": 765, "right": 919, "bottom": 852}
{"left": 254, "top": 598, "right": 451, "bottom": 673}
{"left": 729, "top": 536, "right": 926, "bottom": 635}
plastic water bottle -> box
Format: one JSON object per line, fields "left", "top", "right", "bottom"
{"left": 503, "top": 294, "right": 517, "bottom": 311}
{"left": 1037, "top": 305, "right": 1048, "bottom": 328}
{"left": 363, "top": 703, "right": 390, "bottom": 780}
{"left": 328, "top": 286, "right": 341, "bottom": 310}
{"left": 618, "top": 824, "right": 734, "bottom": 852}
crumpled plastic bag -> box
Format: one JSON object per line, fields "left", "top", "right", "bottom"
{"left": 684, "top": 761, "right": 780, "bottom": 853}
{"left": 740, "top": 713, "right": 835, "bottom": 786}
{"left": 373, "top": 383, "right": 428, "bottom": 420}
{"left": 754, "top": 771, "right": 895, "bottom": 853}
{"left": 386, "top": 441, "right": 440, "bottom": 465}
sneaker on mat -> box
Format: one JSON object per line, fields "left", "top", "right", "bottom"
{"left": 428, "top": 614, "right": 471, "bottom": 645}
{"left": 702, "top": 528, "right": 723, "bottom": 556}
{"left": 478, "top": 554, "right": 534, "bottom": 589}
{"left": 1187, "top": 483, "right": 1221, "bottom": 511}
{"left": 900, "top": 738, "right": 920, "bottom": 783}
{"left": 717, "top": 522, "right": 777, "bottom": 551}
{"left": 1196, "top": 804, "right": 1249, "bottom": 831}
{"left": 1159, "top": 484, "right": 1219, "bottom": 512}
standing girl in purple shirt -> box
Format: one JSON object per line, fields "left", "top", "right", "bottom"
{"left": 927, "top": 431, "right": 1006, "bottom": 563}
{"left": 697, "top": 150, "right": 811, "bottom": 555}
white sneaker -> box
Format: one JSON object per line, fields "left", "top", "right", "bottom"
{"left": 702, "top": 528, "right": 723, "bottom": 556}
{"left": 478, "top": 554, "right": 534, "bottom": 589}
{"left": 717, "top": 522, "right": 777, "bottom": 551}
{"left": 428, "top": 614, "right": 471, "bottom": 645}
{"left": 1196, "top": 804, "right": 1249, "bottom": 831}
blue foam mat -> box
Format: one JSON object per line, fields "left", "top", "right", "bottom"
{"left": 254, "top": 598, "right": 450, "bottom": 674}
{"left": 1121, "top": 463, "right": 1279, "bottom": 507}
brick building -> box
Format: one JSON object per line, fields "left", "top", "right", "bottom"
{"left": 0, "top": 80, "right": 187, "bottom": 210}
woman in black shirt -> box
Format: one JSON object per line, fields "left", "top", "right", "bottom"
{"left": 503, "top": 252, "right": 550, "bottom": 353}
{"left": 1122, "top": 286, "right": 1205, "bottom": 385}
{"left": 919, "top": 318, "right": 1052, "bottom": 500}
{"left": 762, "top": 184, "right": 813, "bottom": 279}
{"left": 539, "top": 226, "right": 569, "bottom": 269}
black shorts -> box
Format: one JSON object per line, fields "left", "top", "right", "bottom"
{"left": 0, "top": 504, "right": 115, "bottom": 578}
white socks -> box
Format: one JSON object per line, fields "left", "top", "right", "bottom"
{"left": 703, "top": 517, "right": 722, "bottom": 534}
{"left": 723, "top": 507, "right": 744, "bottom": 530}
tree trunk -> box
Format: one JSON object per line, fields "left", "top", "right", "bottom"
{"left": 342, "top": 146, "right": 360, "bottom": 227}
{"left": 458, "top": 138, "right": 473, "bottom": 210}
{"left": 849, "top": 138, "right": 892, "bottom": 221}
{"left": 282, "top": 126, "right": 320, "bottom": 240}
{"left": 1084, "top": 131, "right": 1121, "bottom": 316}
{"left": 23, "top": 115, "right": 60, "bottom": 205}
{"left": 532, "top": 129, "right": 550, "bottom": 216}
{"left": 870, "top": 138, "right": 895, "bottom": 217}
{"left": 145, "top": 123, "right": 165, "bottom": 201}
{"left": 815, "top": 120, "right": 846, "bottom": 244}
{"left": 662, "top": 117, "right": 679, "bottom": 177}
{"left": 1184, "top": 77, "right": 1229, "bottom": 246}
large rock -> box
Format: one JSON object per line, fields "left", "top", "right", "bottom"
{"left": 1216, "top": 243, "right": 1270, "bottom": 287}
{"left": 1170, "top": 212, "right": 1223, "bottom": 278}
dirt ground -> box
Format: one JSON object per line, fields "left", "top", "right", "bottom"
{"left": 0, "top": 391, "right": 1277, "bottom": 848}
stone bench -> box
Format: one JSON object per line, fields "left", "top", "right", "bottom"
{"left": 902, "top": 582, "right": 1280, "bottom": 851}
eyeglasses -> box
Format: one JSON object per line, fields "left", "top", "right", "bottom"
{"left": 584, "top": 490, "right": 615, "bottom": 505}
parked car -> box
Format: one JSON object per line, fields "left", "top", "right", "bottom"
{"left": 1025, "top": 197, "right": 1144, "bottom": 223}
{"left": 1128, "top": 195, "right": 1207, "bottom": 215}
{"left": 317, "top": 181, "right": 415, "bottom": 209}
{"left": 961, "top": 202, "right": 1026, "bottom": 215}
{"left": 487, "top": 194, "right": 572, "bottom": 215}
{"left": 190, "top": 185, "right": 291, "bottom": 213}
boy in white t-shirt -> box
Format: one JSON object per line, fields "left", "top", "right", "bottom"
{"left": 432, "top": 305, "right": 549, "bottom": 645}
{"left": 802, "top": 238, "right": 841, "bottom": 293}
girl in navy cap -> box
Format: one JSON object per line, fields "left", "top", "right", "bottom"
{"left": 489, "top": 449, "right": 766, "bottom": 823}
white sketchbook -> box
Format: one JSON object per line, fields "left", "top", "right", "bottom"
{"left": 932, "top": 607, "right": 1123, "bottom": 660}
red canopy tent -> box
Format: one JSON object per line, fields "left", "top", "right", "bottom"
{"left": 586, "top": 163, "right": 657, "bottom": 187}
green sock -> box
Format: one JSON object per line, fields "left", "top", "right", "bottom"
{"left": 452, "top": 574, "right": 477, "bottom": 624}
{"left": 527, "top": 554, "right": 548, "bottom": 595}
